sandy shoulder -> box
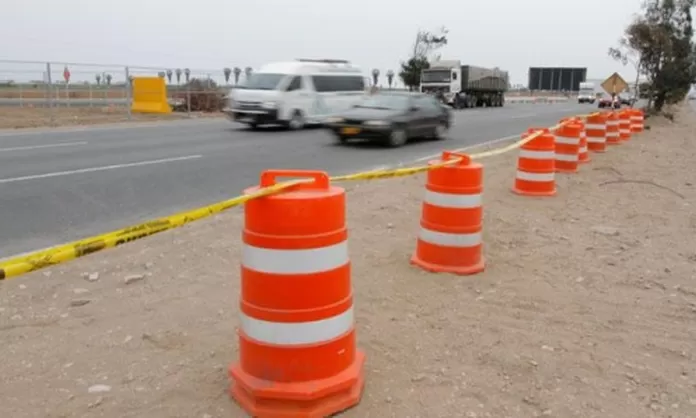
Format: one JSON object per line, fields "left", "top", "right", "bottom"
{"left": 1, "top": 105, "right": 695, "bottom": 418}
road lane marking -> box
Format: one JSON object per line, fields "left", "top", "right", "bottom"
{"left": 0, "top": 155, "right": 203, "bottom": 185}
{"left": 0, "top": 141, "right": 88, "bottom": 153}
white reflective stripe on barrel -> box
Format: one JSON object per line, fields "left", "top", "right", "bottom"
{"left": 241, "top": 306, "right": 354, "bottom": 345}
{"left": 419, "top": 228, "right": 482, "bottom": 248}
{"left": 555, "top": 135, "right": 579, "bottom": 145}
{"left": 580, "top": 146, "right": 588, "bottom": 153}
{"left": 586, "top": 136, "right": 606, "bottom": 143}
{"left": 424, "top": 190, "right": 481, "bottom": 209}
{"left": 516, "top": 171, "right": 554, "bottom": 182}
{"left": 585, "top": 123, "right": 605, "bottom": 130}
{"left": 555, "top": 153, "right": 579, "bottom": 162}
{"left": 519, "top": 149, "right": 555, "bottom": 159}
{"left": 243, "top": 241, "right": 348, "bottom": 275}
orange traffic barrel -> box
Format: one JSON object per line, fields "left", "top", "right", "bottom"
{"left": 512, "top": 128, "right": 556, "bottom": 197}
{"left": 411, "top": 151, "right": 484, "bottom": 275}
{"left": 553, "top": 123, "right": 581, "bottom": 173}
{"left": 630, "top": 108, "right": 644, "bottom": 133}
{"left": 585, "top": 112, "right": 608, "bottom": 152}
{"left": 618, "top": 110, "right": 632, "bottom": 141}
{"left": 558, "top": 116, "right": 587, "bottom": 160}
{"left": 229, "top": 170, "right": 365, "bottom": 417}
{"left": 605, "top": 111, "right": 621, "bottom": 145}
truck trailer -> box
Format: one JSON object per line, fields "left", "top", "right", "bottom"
{"left": 420, "top": 60, "right": 509, "bottom": 109}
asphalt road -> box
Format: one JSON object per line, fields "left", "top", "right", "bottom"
{"left": 0, "top": 102, "right": 593, "bottom": 258}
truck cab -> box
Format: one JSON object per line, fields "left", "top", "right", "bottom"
{"left": 420, "top": 60, "right": 507, "bottom": 109}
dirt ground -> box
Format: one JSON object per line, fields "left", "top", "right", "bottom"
{"left": 0, "top": 107, "right": 223, "bottom": 129}
{"left": 1, "top": 105, "right": 695, "bottom": 418}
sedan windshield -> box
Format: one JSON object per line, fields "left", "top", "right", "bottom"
{"left": 237, "top": 73, "right": 285, "bottom": 90}
{"left": 354, "top": 94, "right": 410, "bottom": 110}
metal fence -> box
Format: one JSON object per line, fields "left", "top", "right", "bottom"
{"left": 0, "top": 59, "right": 249, "bottom": 128}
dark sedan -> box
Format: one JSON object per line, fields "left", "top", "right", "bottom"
{"left": 324, "top": 92, "right": 451, "bottom": 147}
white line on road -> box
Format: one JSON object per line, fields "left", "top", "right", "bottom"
{"left": 0, "top": 155, "right": 203, "bottom": 185}
{"left": 0, "top": 141, "right": 88, "bottom": 153}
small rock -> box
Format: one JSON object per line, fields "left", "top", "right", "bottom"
{"left": 73, "top": 288, "right": 89, "bottom": 295}
{"left": 87, "top": 384, "right": 111, "bottom": 394}
{"left": 19, "top": 284, "right": 27, "bottom": 290}
{"left": 144, "top": 262, "right": 154, "bottom": 270}
{"left": 43, "top": 271, "right": 52, "bottom": 277}
{"left": 541, "top": 345, "right": 555, "bottom": 352}
{"left": 576, "top": 277, "right": 585, "bottom": 283}
{"left": 591, "top": 225, "right": 619, "bottom": 236}
{"left": 542, "top": 410, "right": 552, "bottom": 416}
{"left": 386, "top": 223, "right": 394, "bottom": 229}
{"left": 88, "top": 397, "right": 104, "bottom": 408}
{"left": 124, "top": 274, "right": 145, "bottom": 285}
{"left": 664, "top": 267, "right": 671, "bottom": 273}
{"left": 411, "top": 374, "right": 427, "bottom": 382}
{"left": 85, "top": 272, "right": 100, "bottom": 282}
{"left": 385, "top": 396, "right": 393, "bottom": 403}
{"left": 70, "top": 299, "right": 91, "bottom": 307}
{"left": 123, "top": 335, "right": 133, "bottom": 344}
{"left": 529, "top": 360, "right": 539, "bottom": 367}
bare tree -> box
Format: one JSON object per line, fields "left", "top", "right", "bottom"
{"left": 386, "top": 70, "right": 395, "bottom": 89}
{"left": 95, "top": 74, "right": 101, "bottom": 85}
{"left": 223, "top": 67, "right": 232, "bottom": 84}
{"left": 166, "top": 69, "right": 173, "bottom": 84}
{"left": 184, "top": 68, "right": 191, "bottom": 83}
{"left": 175, "top": 68, "right": 182, "bottom": 85}
{"left": 372, "top": 69, "right": 380, "bottom": 86}
{"left": 233, "top": 67, "right": 242, "bottom": 84}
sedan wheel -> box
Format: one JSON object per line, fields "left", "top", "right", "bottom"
{"left": 287, "top": 110, "right": 305, "bottom": 130}
{"left": 433, "top": 123, "right": 449, "bottom": 140}
{"left": 386, "top": 128, "right": 408, "bottom": 148}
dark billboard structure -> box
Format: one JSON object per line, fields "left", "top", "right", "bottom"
{"left": 528, "top": 67, "right": 587, "bottom": 91}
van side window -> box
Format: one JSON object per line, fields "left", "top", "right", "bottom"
{"left": 311, "top": 75, "right": 365, "bottom": 92}
{"left": 286, "top": 76, "right": 302, "bottom": 92}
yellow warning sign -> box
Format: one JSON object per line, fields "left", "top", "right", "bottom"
{"left": 131, "top": 77, "right": 172, "bottom": 114}
{"left": 601, "top": 72, "right": 629, "bottom": 95}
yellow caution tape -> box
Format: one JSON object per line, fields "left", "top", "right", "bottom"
{"left": 0, "top": 180, "right": 307, "bottom": 280}
{"left": 0, "top": 117, "right": 579, "bottom": 280}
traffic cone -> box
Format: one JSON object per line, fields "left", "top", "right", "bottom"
{"left": 585, "top": 112, "right": 608, "bottom": 153}
{"left": 605, "top": 111, "right": 621, "bottom": 145}
{"left": 512, "top": 128, "right": 556, "bottom": 197}
{"left": 630, "top": 108, "right": 644, "bottom": 134}
{"left": 553, "top": 122, "right": 582, "bottom": 173}
{"left": 229, "top": 170, "right": 365, "bottom": 418}
{"left": 411, "top": 151, "right": 484, "bottom": 275}
{"left": 618, "top": 110, "right": 632, "bottom": 142}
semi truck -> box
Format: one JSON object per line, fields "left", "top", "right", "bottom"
{"left": 420, "top": 60, "right": 508, "bottom": 109}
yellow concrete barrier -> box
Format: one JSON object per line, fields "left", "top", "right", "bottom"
{"left": 131, "top": 76, "right": 171, "bottom": 114}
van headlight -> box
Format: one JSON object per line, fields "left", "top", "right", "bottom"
{"left": 325, "top": 117, "right": 344, "bottom": 124}
{"left": 261, "top": 101, "right": 277, "bottom": 109}
{"left": 364, "top": 120, "right": 390, "bottom": 127}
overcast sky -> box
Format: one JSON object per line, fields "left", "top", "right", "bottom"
{"left": 3, "top": 0, "right": 643, "bottom": 86}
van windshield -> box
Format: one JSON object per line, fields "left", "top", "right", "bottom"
{"left": 237, "top": 73, "right": 285, "bottom": 90}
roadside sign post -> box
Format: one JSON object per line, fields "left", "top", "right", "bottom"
{"left": 63, "top": 66, "right": 71, "bottom": 108}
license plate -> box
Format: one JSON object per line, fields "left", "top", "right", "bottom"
{"left": 341, "top": 127, "right": 360, "bottom": 135}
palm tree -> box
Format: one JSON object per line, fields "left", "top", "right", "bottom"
{"left": 105, "top": 74, "right": 112, "bottom": 85}
{"left": 233, "top": 67, "right": 241, "bottom": 84}
{"left": 184, "top": 68, "right": 191, "bottom": 83}
{"left": 244, "top": 67, "right": 252, "bottom": 81}
{"left": 372, "top": 69, "right": 380, "bottom": 86}
{"left": 223, "top": 67, "right": 232, "bottom": 84}
{"left": 95, "top": 74, "right": 101, "bottom": 85}
{"left": 166, "top": 69, "right": 173, "bottom": 84}
{"left": 175, "top": 68, "right": 182, "bottom": 85}
{"left": 386, "top": 70, "right": 394, "bottom": 89}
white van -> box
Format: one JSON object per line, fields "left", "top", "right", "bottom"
{"left": 223, "top": 59, "right": 368, "bottom": 130}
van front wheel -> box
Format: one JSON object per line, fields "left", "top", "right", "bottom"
{"left": 287, "top": 110, "right": 305, "bottom": 130}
